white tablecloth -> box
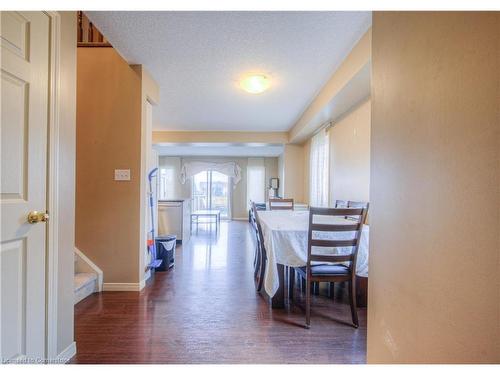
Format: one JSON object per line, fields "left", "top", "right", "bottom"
{"left": 257, "top": 210, "right": 369, "bottom": 297}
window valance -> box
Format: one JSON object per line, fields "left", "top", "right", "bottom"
{"left": 180, "top": 161, "right": 242, "bottom": 188}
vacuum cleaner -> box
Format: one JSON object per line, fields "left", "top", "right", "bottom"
{"left": 146, "top": 168, "right": 163, "bottom": 270}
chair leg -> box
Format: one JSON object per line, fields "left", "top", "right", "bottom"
{"left": 253, "top": 245, "right": 260, "bottom": 280}
{"left": 305, "top": 277, "right": 311, "bottom": 329}
{"left": 253, "top": 243, "right": 258, "bottom": 268}
{"left": 310, "top": 282, "right": 319, "bottom": 295}
{"left": 329, "top": 282, "right": 335, "bottom": 299}
{"left": 348, "top": 280, "right": 359, "bottom": 328}
{"left": 254, "top": 243, "right": 263, "bottom": 292}
{"left": 288, "top": 267, "right": 295, "bottom": 301}
{"left": 257, "top": 248, "right": 266, "bottom": 292}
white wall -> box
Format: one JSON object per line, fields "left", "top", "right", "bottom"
{"left": 278, "top": 153, "right": 284, "bottom": 197}
{"left": 57, "top": 11, "right": 77, "bottom": 357}
{"left": 158, "top": 156, "right": 184, "bottom": 199}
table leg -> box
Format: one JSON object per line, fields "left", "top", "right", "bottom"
{"left": 271, "top": 264, "right": 285, "bottom": 309}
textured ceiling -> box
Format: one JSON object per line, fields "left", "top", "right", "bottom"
{"left": 87, "top": 11, "right": 371, "bottom": 132}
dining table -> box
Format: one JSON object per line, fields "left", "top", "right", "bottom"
{"left": 257, "top": 209, "right": 370, "bottom": 308}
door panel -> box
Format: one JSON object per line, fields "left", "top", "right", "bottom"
{"left": 192, "top": 171, "right": 209, "bottom": 211}
{"left": 191, "top": 170, "right": 230, "bottom": 219}
{"left": 210, "top": 171, "right": 229, "bottom": 219}
{"left": 1, "top": 71, "right": 28, "bottom": 200}
{"left": 1, "top": 239, "right": 27, "bottom": 360}
{"left": 1, "top": 11, "right": 50, "bottom": 362}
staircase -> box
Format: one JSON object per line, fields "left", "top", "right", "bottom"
{"left": 74, "top": 248, "right": 103, "bottom": 304}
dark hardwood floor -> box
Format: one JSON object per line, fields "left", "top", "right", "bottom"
{"left": 72, "top": 221, "right": 367, "bottom": 364}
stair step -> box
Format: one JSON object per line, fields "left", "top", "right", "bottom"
{"left": 74, "top": 272, "right": 98, "bottom": 304}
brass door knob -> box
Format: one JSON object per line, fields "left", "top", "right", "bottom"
{"left": 27, "top": 211, "right": 49, "bottom": 224}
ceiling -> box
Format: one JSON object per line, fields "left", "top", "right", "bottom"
{"left": 153, "top": 143, "right": 284, "bottom": 157}
{"left": 87, "top": 11, "right": 371, "bottom": 132}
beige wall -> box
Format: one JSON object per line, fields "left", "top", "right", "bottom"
{"left": 289, "top": 29, "right": 371, "bottom": 143}
{"left": 292, "top": 28, "right": 372, "bottom": 207}
{"left": 57, "top": 11, "right": 77, "bottom": 357}
{"left": 153, "top": 131, "right": 288, "bottom": 144}
{"left": 329, "top": 98, "right": 371, "bottom": 204}
{"left": 282, "top": 144, "right": 305, "bottom": 202}
{"left": 159, "top": 156, "right": 279, "bottom": 219}
{"left": 368, "top": 12, "right": 500, "bottom": 363}
{"left": 301, "top": 99, "right": 371, "bottom": 207}
{"left": 76, "top": 47, "right": 142, "bottom": 284}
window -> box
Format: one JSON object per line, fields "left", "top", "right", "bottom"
{"left": 247, "top": 157, "right": 266, "bottom": 208}
{"left": 309, "top": 129, "right": 329, "bottom": 207}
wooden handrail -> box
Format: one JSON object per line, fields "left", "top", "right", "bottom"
{"left": 77, "top": 11, "right": 112, "bottom": 47}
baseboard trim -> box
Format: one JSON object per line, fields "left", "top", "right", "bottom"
{"left": 103, "top": 283, "right": 142, "bottom": 291}
{"left": 141, "top": 269, "right": 151, "bottom": 289}
{"left": 139, "top": 278, "right": 146, "bottom": 291}
{"left": 56, "top": 341, "right": 76, "bottom": 363}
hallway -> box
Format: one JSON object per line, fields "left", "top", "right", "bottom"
{"left": 72, "top": 221, "right": 367, "bottom": 364}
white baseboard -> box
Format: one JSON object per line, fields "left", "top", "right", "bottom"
{"left": 56, "top": 341, "right": 76, "bottom": 363}
{"left": 141, "top": 269, "right": 151, "bottom": 290}
{"left": 103, "top": 283, "right": 142, "bottom": 291}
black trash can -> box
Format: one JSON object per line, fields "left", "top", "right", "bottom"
{"left": 155, "top": 235, "right": 176, "bottom": 271}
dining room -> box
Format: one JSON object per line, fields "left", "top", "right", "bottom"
{"left": 67, "top": 9, "right": 500, "bottom": 365}
{"left": 74, "top": 70, "right": 374, "bottom": 364}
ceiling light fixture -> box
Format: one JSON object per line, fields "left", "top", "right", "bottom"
{"left": 240, "top": 74, "right": 271, "bottom": 94}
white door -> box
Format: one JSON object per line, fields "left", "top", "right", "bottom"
{"left": 1, "top": 11, "right": 50, "bottom": 362}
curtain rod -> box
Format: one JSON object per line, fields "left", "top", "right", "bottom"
{"left": 312, "top": 120, "right": 334, "bottom": 137}
{"left": 312, "top": 95, "right": 371, "bottom": 137}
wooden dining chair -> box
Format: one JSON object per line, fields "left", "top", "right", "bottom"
{"left": 326, "top": 200, "right": 354, "bottom": 297}
{"left": 251, "top": 202, "right": 267, "bottom": 292}
{"left": 335, "top": 200, "right": 348, "bottom": 208}
{"left": 347, "top": 201, "right": 369, "bottom": 223}
{"left": 293, "top": 206, "right": 368, "bottom": 328}
{"left": 269, "top": 198, "right": 294, "bottom": 210}
{"left": 249, "top": 203, "right": 259, "bottom": 265}
{"left": 347, "top": 201, "right": 369, "bottom": 209}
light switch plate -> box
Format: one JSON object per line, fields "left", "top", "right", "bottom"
{"left": 114, "top": 169, "right": 131, "bottom": 181}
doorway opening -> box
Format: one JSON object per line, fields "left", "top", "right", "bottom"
{"left": 191, "top": 170, "right": 231, "bottom": 220}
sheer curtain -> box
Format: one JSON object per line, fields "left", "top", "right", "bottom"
{"left": 309, "top": 128, "right": 329, "bottom": 207}
{"left": 247, "top": 157, "right": 266, "bottom": 209}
